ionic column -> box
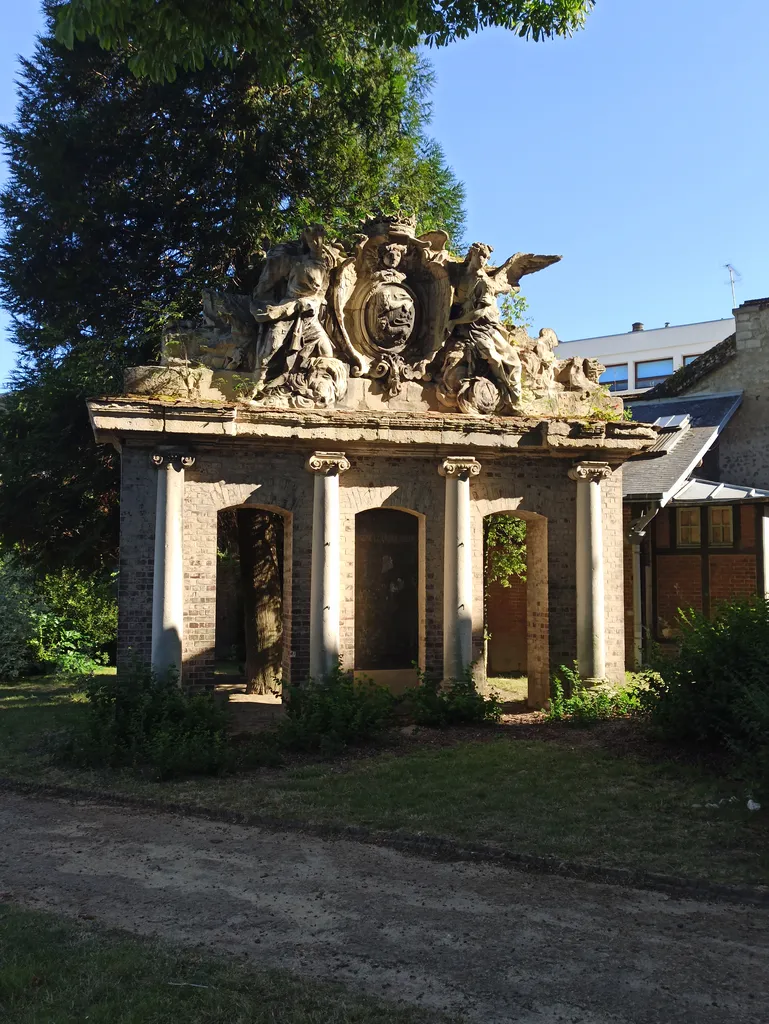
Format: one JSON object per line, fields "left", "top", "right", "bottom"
{"left": 568, "top": 461, "right": 612, "bottom": 679}
{"left": 151, "top": 452, "right": 194, "bottom": 679}
{"left": 306, "top": 452, "right": 350, "bottom": 679}
{"left": 439, "top": 456, "right": 482, "bottom": 681}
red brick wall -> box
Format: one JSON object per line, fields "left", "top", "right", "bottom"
{"left": 656, "top": 555, "right": 702, "bottom": 636}
{"left": 710, "top": 554, "right": 757, "bottom": 608}
{"left": 487, "top": 577, "right": 527, "bottom": 674}
{"left": 739, "top": 506, "right": 756, "bottom": 550}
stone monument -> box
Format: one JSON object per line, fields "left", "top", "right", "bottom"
{"left": 90, "top": 215, "right": 656, "bottom": 707}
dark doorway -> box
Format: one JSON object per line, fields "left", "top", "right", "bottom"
{"left": 215, "top": 506, "right": 286, "bottom": 694}
{"left": 355, "top": 508, "right": 419, "bottom": 672}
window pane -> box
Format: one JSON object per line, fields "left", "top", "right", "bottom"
{"left": 636, "top": 358, "right": 674, "bottom": 388}
{"left": 683, "top": 355, "right": 699, "bottom": 366}
{"left": 600, "top": 364, "right": 628, "bottom": 392}
{"left": 677, "top": 507, "right": 701, "bottom": 546}
{"left": 709, "top": 506, "right": 733, "bottom": 546}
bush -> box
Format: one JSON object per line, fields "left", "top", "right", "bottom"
{"left": 641, "top": 599, "right": 769, "bottom": 777}
{"left": 0, "top": 554, "right": 43, "bottom": 680}
{"left": 66, "top": 664, "right": 236, "bottom": 779}
{"left": 403, "top": 667, "right": 502, "bottom": 727}
{"left": 546, "top": 663, "right": 642, "bottom": 723}
{"left": 277, "top": 664, "right": 397, "bottom": 755}
{"left": 0, "top": 554, "right": 118, "bottom": 680}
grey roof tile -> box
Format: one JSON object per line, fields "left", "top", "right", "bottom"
{"left": 623, "top": 392, "right": 742, "bottom": 500}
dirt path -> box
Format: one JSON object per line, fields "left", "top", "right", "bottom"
{"left": 1, "top": 792, "right": 767, "bottom": 1023}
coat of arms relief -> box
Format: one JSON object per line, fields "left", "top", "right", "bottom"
{"left": 161, "top": 215, "right": 605, "bottom": 417}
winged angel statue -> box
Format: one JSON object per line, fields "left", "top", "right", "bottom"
{"left": 160, "top": 217, "right": 603, "bottom": 415}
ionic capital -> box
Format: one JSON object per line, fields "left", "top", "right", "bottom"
{"left": 306, "top": 451, "right": 351, "bottom": 475}
{"left": 150, "top": 452, "right": 195, "bottom": 470}
{"left": 568, "top": 461, "right": 612, "bottom": 483}
{"left": 439, "top": 456, "right": 482, "bottom": 480}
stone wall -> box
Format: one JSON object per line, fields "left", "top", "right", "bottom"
{"left": 682, "top": 299, "right": 769, "bottom": 488}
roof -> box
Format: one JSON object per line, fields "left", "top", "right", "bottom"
{"left": 670, "top": 478, "right": 769, "bottom": 504}
{"left": 623, "top": 392, "right": 743, "bottom": 502}
{"left": 561, "top": 318, "right": 734, "bottom": 347}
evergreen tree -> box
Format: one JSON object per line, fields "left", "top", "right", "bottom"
{"left": 0, "top": 12, "right": 465, "bottom": 570}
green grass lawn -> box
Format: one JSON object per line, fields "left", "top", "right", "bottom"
{"left": 1, "top": 677, "right": 768, "bottom": 886}
{"left": 0, "top": 905, "right": 454, "bottom": 1024}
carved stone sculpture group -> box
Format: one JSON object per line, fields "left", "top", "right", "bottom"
{"left": 161, "top": 216, "right": 605, "bottom": 416}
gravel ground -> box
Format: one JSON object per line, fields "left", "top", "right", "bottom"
{"left": 1, "top": 791, "right": 768, "bottom": 1023}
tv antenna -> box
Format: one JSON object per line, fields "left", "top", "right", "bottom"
{"left": 724, "top": 263, "right": 741, "bottom": 309}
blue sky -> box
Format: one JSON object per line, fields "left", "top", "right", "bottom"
{"left": 1, "top": 0, "right": 768, "bottom": 384}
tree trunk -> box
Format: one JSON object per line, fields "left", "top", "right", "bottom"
{"left": 236, "top": 509, "right": 283, "bottom": 695}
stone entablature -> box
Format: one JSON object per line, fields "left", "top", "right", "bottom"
{"left": 90, "top": 398, "right": 654, "bottom": 455}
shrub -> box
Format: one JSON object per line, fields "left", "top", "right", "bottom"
{"left": 0, "top": 554, "right": 43, "bottom": 680}
{"left": 0, "top": 555, "right": 118, "bottom": 680}
{"left": 641, "top": 599, "right": 769, "bottom": 778}
{"left": 403, "top": 667, "right": 502, "bottom": 727}
{"left": 38, "top": 567, "right": 118, "bottom": 668}
{"left": 66, "top": 664, "right": 235, "bottom": 779}
{"left": 546, "top": 663, "right": 641, "bottom": 723}
{"left": 277, "top": 664, "right": 396, "bottom": 755}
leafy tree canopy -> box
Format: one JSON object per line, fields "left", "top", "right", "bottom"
{"left": 54, "top": 0, "right": 595, "bottom": 84}
{"left": 0, "top": 7, "right": 465, "bottom": 571}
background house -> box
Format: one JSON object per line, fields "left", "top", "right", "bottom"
{"left": 557, "top": 318, "right": 735, "bottom": 397}
{"left": 622, "top": 298, "right": 769, "bottom": 666}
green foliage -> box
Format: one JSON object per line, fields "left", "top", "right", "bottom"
{"left": 66, "top": 664, "right": 238, "bottom": 779}
{"left": 499, "top": 292, "right": 532, "bottom": 329}
{"left": 55, "top": 0, "right": 595, "bottom": 85}
{"left": 484, "top": 514, "right": 526, "bottom": 586}
{"left": 404, "top": 667, "right": 502, "bottom": 727}
{"left": 641, "top": 600, "right": 769, "bottom": 770}
{"left": 0, "top": 554, "right": 117, "bottom": 679}
{"left": 0, "top": 12, "right": 465, "bottom": 569}
{"left": 0, "top": 555, "right": 44, "bottom": 680}
{"left": 277, "top": 664, "right": 396, "bottom": 755}
{"left": 546, "top": 663, "right": 642, "bottom": 723}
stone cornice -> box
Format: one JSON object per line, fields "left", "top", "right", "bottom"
{"left": 87, "top": 398, "right": 656, "bottom": 461}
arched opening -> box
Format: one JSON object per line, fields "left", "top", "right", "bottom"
{"left": 483, "top": 511, "right": 549, "bottom": 708}
{"left": 354, "top": 507, "right": 422, "bottom": 692}
{"left": 215, "top": 506, "right": 291, "bottom": 697}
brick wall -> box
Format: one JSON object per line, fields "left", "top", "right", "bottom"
{"left": 709, "top": 554, "right": 757, "bottom": 607}
{"left": 486, "top": 577, "right": 527, "bottom": 674}
{"left": 118, "top": 444, "right": 629, "bottom": 691}
{"left": 656, "top": 554, "right": 702, "bottom": 636}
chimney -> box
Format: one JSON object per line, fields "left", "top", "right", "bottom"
{"left": 631, "top": 322, "right": 644, "bottom": 332}
{"left": 734, "top": 297, "right": 769, "bottom": 351}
